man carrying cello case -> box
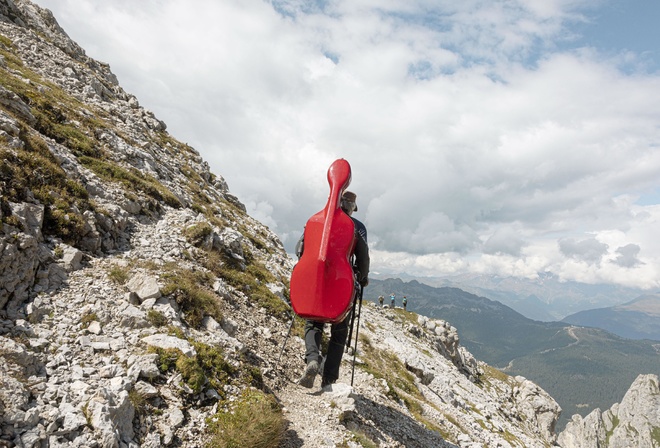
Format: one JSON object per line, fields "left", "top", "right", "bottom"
{"left": 289, "top": 159, "right": 370, "bottom": 388}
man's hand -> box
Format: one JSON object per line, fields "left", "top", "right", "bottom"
{"left": 360, "top": 277, "right": 369, "bottom": 287}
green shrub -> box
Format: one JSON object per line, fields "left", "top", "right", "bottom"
{"left": 147, "top": 309, "right": 169, "bottom": 327}
{"left": 45, "top": 204, "right": 87, "bottom": 242}
{"left": 191, "top": 340, "right": 235, "bottom": 392}
{"left": 347, "top": 430, "right": 378, "bottom": 448}
{"left": 1, "top": 212, "right": 22, "bottom": 229}
{"left": 149, "top": 347, "right": 183, "bottom": 373}
{"left": 176, "top": 355, "right": 206, "bottom": 392}
{"left": 651, "top": 426, "right": 660, "bottom": 445}
{"left": 53, "top": 246, "right": 64, "bottom": 259}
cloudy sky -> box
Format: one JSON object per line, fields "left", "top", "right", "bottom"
{"left": 36, "top": 0, "right": 660, "bottom": 290}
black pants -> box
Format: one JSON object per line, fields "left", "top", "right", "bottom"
{"left": 304, "top": 313, "right": 350, "bottom": 384}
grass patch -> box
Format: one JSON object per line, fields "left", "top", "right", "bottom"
{"left": 128, "top": 389, "right": 149, "bottom": 416}
{"left": 356, "top": 334, "right": 455, "bottom": 438}
{"left": 479, "top": 365, "right": 510, "bottom": 392}
{"left": 444, "top": 412, "right": 463, "bottom": 433}
{"left": 107, "top": 265, "right": 130, "bottom": 284}
{"left": 206, "top": 251, "right": 289, "bottom": 318}
{"left": 501, "top": 428, "right": 524, "bottom": 446}
{"left": 160, "top": 268, "right": 222, "bottom": 328}
{"left": 0, "top": 35, "right": 12, "bottom": 48}
{"left": 80, "top": 312, "right": 98, "bottom": 329}
{"left": 392, "top": 308, "right": 420, "bottom": 326}
{"left": 1, "top": 129, "right": 92, "bottom": 244}
{"left": 0, "top": 48, "right": 106, "bottom": 158}
{"left": 183, "top": 221, "right": 213, "bottom": 246}
{"left": 651, "top": 426, "right": 660, "bottom": 445}
{"left": 78, "top": 156, "right": 182, "bottom": 208}
{"left": 483, "top": 365, "right": 508, "bottom": 382}
{"left": 32, "top": 102, "right": 96, "bottom": 156}
{"left": 149, "top": 341, "right": 235, "bottom": 394}
{"left": 606, "top": 414, "right": 620, "bottom": 445}
{"left": 206, "top": 389, "right": 286, "bottom": 448}
{"left": 344, "top": 430, "right": 378, "bottom": 448}
{"left": 359, "top": 334, "right": 421, "bottom": 400}
{"left": 175, "top": 355, "right": 206, "bottom": 393}
{"left": 81, "top": 402, "right": 93, "bottom": 428}
{"left": 189, "top": 340, "right": 235, "bottom": 392}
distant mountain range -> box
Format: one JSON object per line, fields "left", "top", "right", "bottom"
{"left": 371, "top": 271, "right": 651, "bottom": 321}
{"left": 562, "top": 294, "right": 660, "bottom": 341}
{"left": 368, "top": 278, "right": 660, "bottom": 430}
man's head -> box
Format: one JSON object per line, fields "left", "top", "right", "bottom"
{"left": 341, "top": 190, "right": 358, "bottom": 215}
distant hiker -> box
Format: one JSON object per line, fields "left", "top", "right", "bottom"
{"left": 402, "top": 296, "right": 408, "bottom": 311}
{"left": 390, "top": 293, "right": 395, "bottom": 309}
{"left": 378, "top": 295, "right": 384, "bottom": 308}
{"left": 296, "top": 190, "right": 370, "bottom": 389}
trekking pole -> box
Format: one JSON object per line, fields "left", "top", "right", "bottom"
{"left": 277, "top": 313, "right": 296, "bottom": 364}
{"left": 350, "top": 284, "right": 364, "bottom": 387}
{"left": 345, "top": 278, "right": 360, "bottom": 354}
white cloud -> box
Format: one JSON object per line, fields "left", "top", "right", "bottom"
{"left": 36, "top": 0, "right": 660, "bottom": 291}
{"left": 558, "top": 237, "right": 609, "bottom": 265}
{"left": 483, "top": 227, "right": 526, "bottom": 256}
{"left": 613, "top": 243, "right": 642, "bottom": 268}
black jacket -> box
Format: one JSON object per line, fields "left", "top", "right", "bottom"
{"left": 350, "top": 217, "right": 370, "bottom": 286}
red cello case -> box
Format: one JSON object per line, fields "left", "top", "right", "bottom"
{"left": 289, "top": 159, "right": 356, "bottom": 323}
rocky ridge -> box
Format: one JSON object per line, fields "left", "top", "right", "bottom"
{"left": 558, "top": 374, "right": 660, "bottom": 448}
{"left": 1, "top": 1, "right": 659, "bottom": 447}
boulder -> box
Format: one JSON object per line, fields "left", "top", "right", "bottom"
{"left": 127, "top": 273, "right": 161, "bottom": 301}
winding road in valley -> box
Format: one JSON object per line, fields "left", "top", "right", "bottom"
{"left": 501, "top": 326, "right": 581, "bottom": 371}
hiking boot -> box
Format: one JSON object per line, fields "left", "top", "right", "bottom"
{"left": 321, "top": 377, "right": 335, "bottom": 389}
{"left": 297, "top": 360, "right": 319, "bottom": 388}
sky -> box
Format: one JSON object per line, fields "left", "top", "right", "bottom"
{"left": 35, "top": 0, "right": 660, "bottom": 290}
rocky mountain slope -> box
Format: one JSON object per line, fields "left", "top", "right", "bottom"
{"left": 368, "top": 278, "right": 660, "bottom": 431}
{"left": 1, "top": 1, "right": 658, "bottom": 447}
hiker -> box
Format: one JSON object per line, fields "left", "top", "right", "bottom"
{"left": 378, "top": 295, "right": 384, "bottom": 308}
{"left": 402, "top": 296, "right": 408, "bottom": 311}
{"left": 390, "top": 293, "right": 395, "bottom": 309}
{"left": 296, "top": 190, "right": 370, "bottom": 389}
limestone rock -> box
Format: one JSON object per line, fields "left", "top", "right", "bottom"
{"left": 558, "top": 374, "right": 660, "bottom": 448}
{"left": 512, "top": 376, "right": 561, "bottom": 443}
{"left": 142, "top": 334, "right": 196, "bottom": 357}
{"left": 127, "top": 272, "right": 161, "bottom": 301}
{"left": 87, "top": 389, "right": 135, "bottom": 446}
{"left": 58, "top": 244, "right": 84, "bottom": 272}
